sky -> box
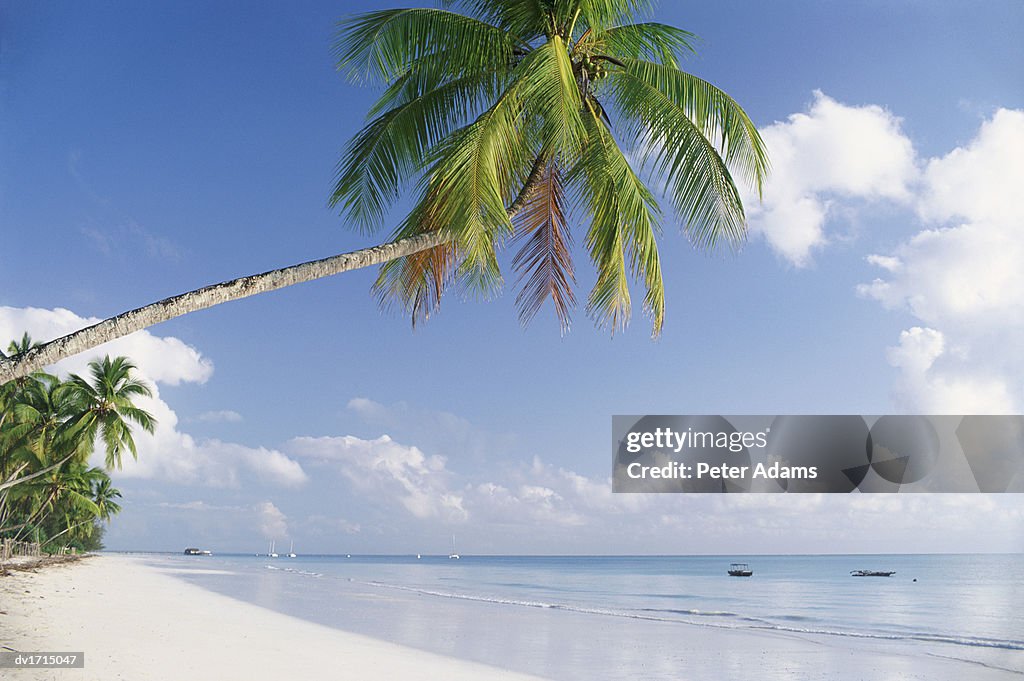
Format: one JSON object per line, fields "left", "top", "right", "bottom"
{"left": 1, "top": 0, "right": 1022, "bottom": 555}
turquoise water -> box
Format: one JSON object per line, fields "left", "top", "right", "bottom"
{"left": 143, "top": 553, "right": 1023, "bottom": 679}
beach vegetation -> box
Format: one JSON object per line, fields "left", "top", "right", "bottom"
{"left": 0, "top": 338, "right": 153, "bottom": 553}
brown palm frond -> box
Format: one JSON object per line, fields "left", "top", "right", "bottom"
{"left": 373, "top": 183, "right": 459, "bottom": 326}
{"left": 511, "top": 159, "right": 576, "bottom": 332}
{"left": 374, "top": 241, "right": 459, "bottom": 326}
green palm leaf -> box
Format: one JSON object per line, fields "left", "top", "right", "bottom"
{"left": 332, "top": 0, "right": 768, "bottom": 335}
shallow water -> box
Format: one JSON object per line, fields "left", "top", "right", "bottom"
{"left": 137, "top": 553, "right": 1024, "bottom": 679}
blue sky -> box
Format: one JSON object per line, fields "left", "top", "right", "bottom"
{"left": 2, "top": 0, "right": 1022, "bottom": 554}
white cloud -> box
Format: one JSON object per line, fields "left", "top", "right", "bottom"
{"left": 289, "top": 434, "right": 467, "bottom": 521}
{"left": 346, "top": 397, "right": 389, "bottom": 420}
{"left": 858, "top": 108, "right": 1024, "bottom": 412}
{"left": 746, "top": 91, "right": 917, "bottom": 265}
{"left": 113, "top": 394, "right": 308, "bottom": 487}
{"left": 0, "top": 306, "right": 308, "bottom": 488}
{"left": 917, "top": 109, "right": 1024, "bottom": 226}
{"left": 255, "top": 501, "right": 288, "bottom": 539}
{"left": 885, "top": 327, "right": 1015, "bottom": 414}
{"left": 197, "top": 410, "right": 244, "bottom": 423}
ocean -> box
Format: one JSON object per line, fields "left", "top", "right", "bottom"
{"left": 138, "top": 553, "right": 1023, "bottom": 679}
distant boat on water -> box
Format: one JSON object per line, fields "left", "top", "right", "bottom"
{"left": 728, "top": 563, "right": 753, "bottom": 576}
{"left": 183, "top": 547, "right": 211, "bottom": 556}
{"left": 287, "top": 541, "right": 296, "bottom": 558}
{"left": 850, "top": 570, "right": 895, "bottom": 577}
{"left": 448, "top": 535, "right": 460, "bottom": 560}
{"left": 268, "top": 540, "right": 279, "bottom": 558}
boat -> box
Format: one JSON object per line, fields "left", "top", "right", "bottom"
{"left": 268, "top": 540, "right": 278, "bottom": 558}
{"left": 728, "top": 563, "right": 753, "bottom": 577}
{"left": 850, "top": 570, "right": 896, "bottom": 577}
{"left": 287, "top": 541, "right": 296, "bottom": 558}
{"left": 183, "top": 547, "right": 211, "bottom": 556}
{"left": 448, "top": 535, "right": 460, "bottom": 560}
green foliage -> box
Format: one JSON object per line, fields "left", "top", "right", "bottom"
{"left": 1, "top": 337, "right": 150, "bottom": 553}
{"left": 331, "top": 0, "right": 768, "bottom": 335}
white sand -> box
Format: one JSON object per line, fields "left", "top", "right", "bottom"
{"left": 0, "top": 555, "right": 548, "bottom": 680}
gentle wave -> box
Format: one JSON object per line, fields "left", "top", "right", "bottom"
{"left": 350, "top": 578, "right": 1024, "bottom": 652}
{"left": 263, "top": 564, "right": 323, "bottom": 578}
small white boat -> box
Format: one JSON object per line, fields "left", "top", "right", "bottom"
{"left": 287, "top": 541, "right": 296, "bottom": 558}
{"left": 448, "top": 535, "right": 460, "bottom": 560}
{"left": 269, "top": 540, "right": 278, "bottom": 558}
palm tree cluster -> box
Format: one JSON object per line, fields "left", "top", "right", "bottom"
{"left": 0, "top": 334, "right": 155, "bottom": 553}
{"left": 331, "top": 0, "right": 769, "bottom": 333}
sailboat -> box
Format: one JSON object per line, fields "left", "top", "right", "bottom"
{"left": 287, "top": 541, "right": 297, "bottom": 558}
{"left": 268, "top": 540, "right": 278, "bottom": 558}
{"left": 448, "top": 535, "right": 460, "bottom": 560}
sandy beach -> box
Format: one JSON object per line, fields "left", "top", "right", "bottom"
{"left": 0, "top": 554, "right": 547, "bottom": 681}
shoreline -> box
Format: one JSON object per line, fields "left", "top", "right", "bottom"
{"left": 0, "top": 554, "right": 548, "bottom": 680}
{"left": 1, "top": 555, "right": 83, "bottom": 576}
{"left": 2, "top": 553, "right": 1020, "bottom": 680}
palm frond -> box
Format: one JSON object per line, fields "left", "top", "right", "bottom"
{"left": 609, "top": 62, "right": 759, "bottom": 249}
{"left": 373, "top": 227, "right": 460, "bottom": 325}
{"left": 621, "top": 59, "right": 768, "bottom": 193}
{"left": 518, "top": 36, "right": 587, "bottom": 161}
{"left": 577, "top": 0, "right": 656, "bottom": 32}
{"left": 448, "top": 0, "right": 549, "bottom": 41}
{"left": 512, "top": 158, "right": 577, "bottom": 331}
{"left": 333, "top": 8, "right": 520, "bottom": 84}
{"left": 331, "top": 70, "right": 505, "bottom": 232}
{"left": 592, "top": 23, "right": 697, "bottom": 66}
{"left": 575, "top": 100, "right": 664, "bottom": 333}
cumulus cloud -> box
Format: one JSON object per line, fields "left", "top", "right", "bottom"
{"left": 288, "top": 429, "right": 658, "bottom": 532}
{"left": 255, "top": 501, "right": 288, "bottom": 539}
{"left": 746, "top": 91, "right": 917, "bottom": 265}
{"left": 0, "top": 306, "right": 308, "bottom": 488}
{"left": 885, "top": 327, "right": 1016, "bottom": 414}
{"left": 860, "top": 109, "right": 1024, "bottom": 330}
{"left": 917, "top": 109, "right": 1024, "bottom": 227}
{"left": 109, "top": 389, "right": 308, "bottom": 487}
{"left": 289, "top": 435, "right": 467, "bottom": 521}
{"left": 858, "top": 108, "right": 1024, "bottom": 412}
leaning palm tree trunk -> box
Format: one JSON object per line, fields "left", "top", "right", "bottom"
{"left": 0, "top": 231, "right": 448, "bottom": 384}
{"left": 0, "top": 153, "right": 550, "bottom": 386}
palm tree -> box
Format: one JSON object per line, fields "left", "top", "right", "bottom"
{"left": 62, "top": 357, "right": 156, "bottom": 470}
{"left": 0, "top": 0, "right": 767, "bottom": 383}
{"left": 2, "top": 353, "right": 142, "bottom": 551}
{"left": 90, "top": 475, "right": 122, "bottom": 521}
